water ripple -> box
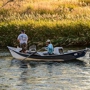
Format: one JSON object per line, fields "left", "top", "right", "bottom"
{"left": 0, "top": 51, "right": 90, "bottom": 90}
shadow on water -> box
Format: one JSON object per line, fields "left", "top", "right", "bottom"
{"left": 10, "top": 58, "right": 85, "bottom": 69}
{"left": 8, "top": 58, "right": 90, "bottom": 90}
{"left": 31, "top": 60, "right": 85, "bottom": 68}
{"left": 10, "top": 58, "right": 28, "bottom": 68}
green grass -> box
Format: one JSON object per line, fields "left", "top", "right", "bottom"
{"left": 0, "top": 0, "right": 90, "bottom": 47}
{"left": 0, "top": 19, "right": 90, "bottom": 47}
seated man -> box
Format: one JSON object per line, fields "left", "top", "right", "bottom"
{"left": 44, "top": 39, "right": 54, "bottom": 55}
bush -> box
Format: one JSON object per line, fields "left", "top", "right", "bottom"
{"left": 0, "top": 20, "right": 90, "bottom": 47}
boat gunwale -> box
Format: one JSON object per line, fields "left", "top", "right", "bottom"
{"left": 7, "top": 46, "right": 87, "bottom": 57}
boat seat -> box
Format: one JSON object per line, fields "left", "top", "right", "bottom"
{"left": 29, "top": 45, "right": 36, "bottom": 53}
{"left": 37, "top": 47, "right": 64, "bottom": 56}
{"left": 53, "top": 47, "right": 63, "bottom": 55}
{"left": 43, "top": 53, "right": 55, "bottom": 55}
{"left": 16, "top": 47, "right": 22, "bottom": 52}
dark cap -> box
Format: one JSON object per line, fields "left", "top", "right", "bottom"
{"left": 21, "top": 30, "right": 25, "bottom": 33}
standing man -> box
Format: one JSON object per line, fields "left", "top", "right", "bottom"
{"left": 17, "top": 30, "right": 28, "bottom": 53}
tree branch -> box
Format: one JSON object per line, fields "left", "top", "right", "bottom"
{"left": 0, "top": 0, "right": 14, "bottom": 9}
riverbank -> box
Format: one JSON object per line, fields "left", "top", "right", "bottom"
{"left": 0, "top": 48, "right": 10, "bottom": 57}
{"left": 0, "top": 0, "right": 90, "bottom": 47}
{"left": 0, "top": 20, "right": 90, "bottom": 47}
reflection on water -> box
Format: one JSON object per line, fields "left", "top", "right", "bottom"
{"left": 0, "top": 56, "right": 90, "bottom": 90}
{"left": 0, "top": 49, "right": 90, "bottom": 90}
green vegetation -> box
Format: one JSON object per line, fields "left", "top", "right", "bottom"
{"left": 0, "top": 0, "right": 90, "bottom": 47}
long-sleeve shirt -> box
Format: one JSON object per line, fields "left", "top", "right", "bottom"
{"left": 47, "top": 44, "right": 54, "bottom": 54}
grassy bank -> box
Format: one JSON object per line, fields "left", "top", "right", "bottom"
{"left": 0, "top": 0, "right": 90, "bottom": 47}
{"left": 0, "top": 19, "right": 90, "bottom": 47}
{"left": 0, "top": 0, "right": 90, "bottom": 22}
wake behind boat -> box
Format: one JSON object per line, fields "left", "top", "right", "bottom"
{"left": 7, "top": 46, "right": 87, "bottom": 61}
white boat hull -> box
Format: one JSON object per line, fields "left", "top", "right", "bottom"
{"left": 7, "top": 46, "right": 87, "bottom": 61}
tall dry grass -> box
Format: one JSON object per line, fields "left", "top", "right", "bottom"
{"left": 0, "top": 0, "right": 90, "bottom": 21}
{"left": 0, "top": 0, "right": 90, "bottom": 47}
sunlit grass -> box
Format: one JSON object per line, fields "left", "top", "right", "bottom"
{"left": 79, "top": 0, "right": 90, "bottom": 4}
{"left": 0, "top": 0, "right": 90, "bottom": 21}
{"left": 0, "top": 0, "right": 90, "bottom": 46}
{"left": 0, "top": 19, "right": 90, "bottom": 46}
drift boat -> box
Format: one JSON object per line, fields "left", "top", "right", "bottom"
{"left": 7, "top": 46, "right": 87, "bottom": 61}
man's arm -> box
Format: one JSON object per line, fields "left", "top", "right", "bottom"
{"left": 17, "top": 35, "right": 20, "bottom": 43}
{"left": 17, "top": 39, "right": 20, "bottom": 43}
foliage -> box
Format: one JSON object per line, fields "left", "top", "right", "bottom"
{"left": 0, "top": 0, "right": 90, "bottom": 47}
{"left": 0, "top": 20, "right": 90, "bottom": 47}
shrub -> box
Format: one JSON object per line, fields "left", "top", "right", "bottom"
{"left": 0, "top": 20, "right": 90, "bottom": 47}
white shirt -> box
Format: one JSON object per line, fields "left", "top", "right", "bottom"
{"left": 17, "top": 33, "right": 28, "bottom": 44}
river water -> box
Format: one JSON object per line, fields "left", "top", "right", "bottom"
{"left": 0, "top": 50, "right": 90, "bottom": 90}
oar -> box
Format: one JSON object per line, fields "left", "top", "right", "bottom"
{"left": 22, "top": 52, "right": 36, "bottom": 61}
{"left": 21, "top": 46, "right": 45, "bottom": 61}
{"left": 38, "top": 47, "right": 47, "bottom": 51}
{"left": 21, "top": 45, "right": 37, "bottom": 61}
